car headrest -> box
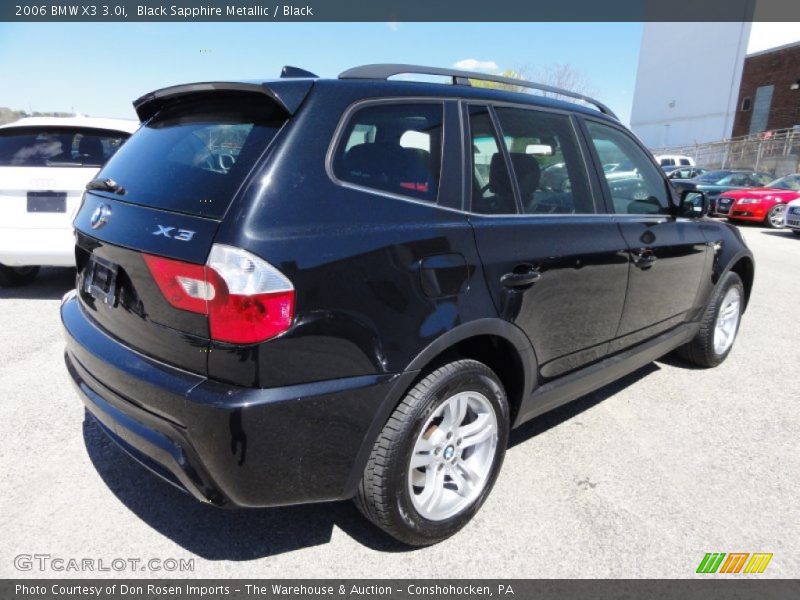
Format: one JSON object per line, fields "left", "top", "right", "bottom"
{"left": 508, "top": 153, "right": 541, "bottom": 199}
{"left": 78, "top": 137, "right": 104, "bottom": 161}
{"left": 343, "top": 143, "right": 431, "bottom": 192}
{"left": 489, "top": 152, "right": 541, "bottom": 199}
{"left": 489, "top": 153, "right": 513, "bottom": 197}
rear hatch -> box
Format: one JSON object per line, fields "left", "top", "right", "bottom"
{"left": 72, "top": 84, "right": 308, "bottom": 375}
{"left": 0, "top": 126, "right": 130, "bottom": 231}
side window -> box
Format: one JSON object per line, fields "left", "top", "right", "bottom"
{"left": 660, "top": 157, "right": 674, "bottom": 166}
{"left": 587, "top": 121, "right": 670, "bottom": 215}
{"left": 468, "top": 105, "right": 516, "bottom": 215}
{"left": 679, "top": 158, "right": 691, "bottom": 165}
{"left": 332, "top": 103, "right": 443, "bottom": 202}
{"left": 494, "top": 107, "right": 594, "bottom": 214}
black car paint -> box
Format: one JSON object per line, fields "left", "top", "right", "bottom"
{"left": 63, "top": 76, "right": 754, "bottom": 508}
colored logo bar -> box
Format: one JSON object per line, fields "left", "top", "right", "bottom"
{"left": 697, "top": 553, "right": 773, "bottom": 574}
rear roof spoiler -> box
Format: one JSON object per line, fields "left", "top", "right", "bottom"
{"left": 133, "top": 80, "right": 314, "bottom": 121}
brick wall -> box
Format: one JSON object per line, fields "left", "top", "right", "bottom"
{"left": 732, "top": 43, "right": 800, "bottom": 137}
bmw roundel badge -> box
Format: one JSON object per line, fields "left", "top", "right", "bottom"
{"left": 90, "top": 203, "right": 111, "bottom": 229}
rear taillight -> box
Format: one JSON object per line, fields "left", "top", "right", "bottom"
{"left": 144, "top": 244, "right": 294, "bottom": 344}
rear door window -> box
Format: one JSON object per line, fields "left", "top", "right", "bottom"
{"left": 0, "top": 127, "right": 129, "bottom": 167}
{"left": 493, "top": 106, "right": 595, "bottom": 214}
{"left": 96, "top": 93, "right": 286, "bottom": 219}
{"left": 332, "top": 102, "right": 444, "bottom": 202}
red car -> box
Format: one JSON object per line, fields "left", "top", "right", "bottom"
{"left": 716, "top": 174, "right": 800, "bottom": 228}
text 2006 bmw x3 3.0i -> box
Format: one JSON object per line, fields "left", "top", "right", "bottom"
{"left": 62, "top": 65, "right": 754, "bottom": 546}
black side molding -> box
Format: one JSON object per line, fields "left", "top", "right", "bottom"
{"left": 514, "top": 322, "right": 700, "bottom": 427}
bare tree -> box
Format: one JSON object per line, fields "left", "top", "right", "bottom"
{"left": 533, "top": 63, "right": 596, "bottom": 98}
{"left": 469, "top": 68, "right": 531, "bottom": 94}
{"left": 468, "top": 63, "right": 596, "bottom": 101}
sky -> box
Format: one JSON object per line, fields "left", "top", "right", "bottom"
{"left": 1, "top": 22, "right": 797, "bottom": 126}
{"left": 0, "top": 22, "right": 643, "bottom": 124}
{"left": 748, "top": 21, "right": 800, "bottom": 52}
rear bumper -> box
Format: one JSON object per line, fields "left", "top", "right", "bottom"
{"left": 62, "top": 293, "right": 401, "bottom": 508}
{"left": 0, "top": 227, "right": 75, "bottom": 267}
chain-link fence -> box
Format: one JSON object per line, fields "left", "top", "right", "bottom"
{"left": 650, "top": 127, "right": 800, "bottom": 177}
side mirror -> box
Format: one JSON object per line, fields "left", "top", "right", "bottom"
{"left": 678, "top": 189, "right": 708, "bottom": 218}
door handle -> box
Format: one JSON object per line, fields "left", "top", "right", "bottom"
{"left": 632, "top": 249, "right": 657, "bottom": 270}
{"left": 501, "top": 269, "right": 541, "bottom": 288}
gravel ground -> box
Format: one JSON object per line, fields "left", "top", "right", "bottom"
{"left": 1, "top": 224, "right": 798, "bottom": 579}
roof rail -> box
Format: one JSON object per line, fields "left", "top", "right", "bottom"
{"left": 339, "top": 64, "right": 618, "bottom": 120}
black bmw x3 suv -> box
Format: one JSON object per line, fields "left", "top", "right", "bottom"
{"left": 62, "top": 64, "right": 754, "bottom": 546}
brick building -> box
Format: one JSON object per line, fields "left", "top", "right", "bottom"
{"left": 733, "top": 41, "right": 800, "bottom": 137}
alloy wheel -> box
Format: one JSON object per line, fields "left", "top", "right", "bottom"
{"left": 407, "top": 391, "right": 498, "bottom": 521}
{"left": 768, "top": 204, "right": 786, "bottom": 228}
{"left": 713, "top": 286, "right": 741, "bottom": 355}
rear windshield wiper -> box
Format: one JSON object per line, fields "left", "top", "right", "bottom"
{"left": 86, "top": 177, "right": 126, "bottom": 195}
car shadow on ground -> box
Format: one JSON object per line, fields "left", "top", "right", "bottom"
{"left": 509, "top": 362, "right": 660, "bottom": 447}
{"left": 82, "top": 415, "right": 412, "bottom": 559}
{"left": 84, "top": 362, "right": 665, "bottom": 560}
{"left": 0, "top": 267, "right": 75, "bottom": 300}
{"left": 760, "top": 229, "right": 799, "bottom": 239}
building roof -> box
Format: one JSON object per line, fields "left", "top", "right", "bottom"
{"left": 0, "top": 116, "right": 139, "bottom": 133}
{"left": 746, "top": 39, "right": 800, "bottom": 58}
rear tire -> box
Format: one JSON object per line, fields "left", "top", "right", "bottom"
{"left": 355, "top": 359, "right": 509, "bottom": 546}
{"left": 792, "top": 230, "right": 800, "bottom": 237}
{"left": 765, "top": 204, "right": 786, "bottom": 229}
{"left": 676, "top": 271, "right": 744, "bottom": 368}
{"left": 0, "top": 265, "right": 40, "bottom": 287}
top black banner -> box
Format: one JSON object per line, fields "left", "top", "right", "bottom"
{"left": 3, "top": 0, "right": 800, "bottom": 22}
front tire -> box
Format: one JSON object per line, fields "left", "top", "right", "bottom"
{"left": 677, "top": 271, "right": 744, "bottom": 368}
{"left": 0, "top": 264, "right": 40, "bottom": 287}
{"left": 765, "top": 204, "right": 786, "bottom": 229}
{"left": 355, "top": 359, "right": 509, "bottom": 546}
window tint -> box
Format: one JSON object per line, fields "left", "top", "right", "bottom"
{"left": 660, "top": 157, "right": 675, "bottom": 166}
{"left": 468, "top": 105, "right": 516, "bottom": 214}
{"left": 587, "top": 121, "right": 670, "bottom": 215}
{"left": 98, "top": 93, "right": 286, "bottom": 218}
{"left": 333, "top": 103, "right": 443, "bottom": 202}
{"left": 679, "top": 158, "right": 691, "bottom": 165}
{"left": 494, "top": 107, "right": 594, "bottom": 214}
{"left": 0, "top": 127, "right": 129, "bottom": 167}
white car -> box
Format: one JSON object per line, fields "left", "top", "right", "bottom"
{"left": 654, "top": 154, "right": 695, "bottom": 167}
{"left": 0, "top": 116, "right": 139, "bottom": 286}
{"left": 785, "top": 197, "right": 800, "bottom": 236}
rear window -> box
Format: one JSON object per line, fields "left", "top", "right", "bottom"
{"left": 0, "top": 127, "right": 129, "bottom": 168}
{"left": 95, "top": 93, "right": 286, "bottom": 219}
{"left": 331, "top": 102, "right": 444, "bottom": 202}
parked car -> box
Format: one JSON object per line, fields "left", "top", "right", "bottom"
{"left": 718, "top": 174, "right": 800, "bottom": 228}
{"left": 0, "top": 116, "right": 138, "bottom": 286}
{"left": 655, "top": 154, "right": 695, "bottom": 167}
{"left": 783, "top": 197, "right": 800, "bottom": 235}
{"left": 62, "top": 64, "right": 754, "bottom": 546}
{"left": 667, "top": 166, "right": 708, "bottom": 180}
{"left": 672, "top": 169, "right": 772, "bottom": 214}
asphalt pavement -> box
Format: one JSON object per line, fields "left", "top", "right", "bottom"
{"left": 1, "top": 224, "right": 797, "bottom": 578}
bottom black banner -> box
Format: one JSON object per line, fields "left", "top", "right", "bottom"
{"left": 3, "top": 580, "right": 800, "bottom": 600}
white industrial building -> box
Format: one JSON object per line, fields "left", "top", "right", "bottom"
{"left": 630, "top": 22, "right": 752, "bottom": 148}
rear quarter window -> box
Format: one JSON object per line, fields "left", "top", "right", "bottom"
{"left": 331, "top": 102, "right": 444, "bottom": 202}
